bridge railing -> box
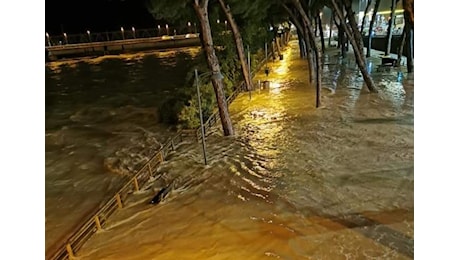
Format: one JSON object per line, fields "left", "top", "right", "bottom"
{"left": 45, "top": 28, "right": 193, "bottom": 47}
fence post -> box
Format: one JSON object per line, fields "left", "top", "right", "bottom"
{"left": 159, "top": 150, "right": 165, "bottom": 162}
{"left": 115, "top": 194, "right": 123, "bottom": 209}
{"left": 133, "top": 177, "right": 139, "bottom": 192}
{"left": 148, "top": 163, "right": 152, "bottom": 176}
{"left": 66, "top": 243, "right": 75, "bottom": 259}
{"left": 94, "top": 215, "right": 102, "bottom": 231}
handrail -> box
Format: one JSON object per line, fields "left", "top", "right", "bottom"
{"left": 48, "top": 132, "right": 183, "bottom": 260}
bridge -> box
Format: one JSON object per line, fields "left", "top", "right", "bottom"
{"left": 45, "top": 28, "right": 201, "bottom": 61}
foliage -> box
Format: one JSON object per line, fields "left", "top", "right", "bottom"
{"left": 148, "top": 0, "right": 290, "bottom": 129}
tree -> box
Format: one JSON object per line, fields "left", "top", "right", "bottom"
{"left": 367, "top": 0, "right": 381, "bottom": 57}
{"left": 217, "top": 0, "right": 253, "bottom": 91}
{"left": 287, "top": 0, "right": 323, "bottom": 107}
{"left": 360, "top": 0, "right": 372, "bottom": 35}
{"left": 403, "top": 0, "right": 414, "bottom": 72}
{"left": 384, "top": 0, "right": 397, "bottom": 56}
{"left": 192, "top": 0, "right": 234, "bottom": 135}
{"left": 330, "top": 0, "right": 378, "bottom": 92}
{"left": 317, "top": 11, "right": 326, "bottom": 52}
{"left": 146, "top": 0, "right": 234, "bottom": 135}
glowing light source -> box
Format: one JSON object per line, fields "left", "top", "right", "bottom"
{"left": 269, "top": 82, "right": 281, "bottom": 94}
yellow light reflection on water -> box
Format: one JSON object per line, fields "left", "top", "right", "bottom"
{"left": 273, "top": 48, "right": 291, "bottom": 76}
{"left": 269, "top": 81, "right": 281, "bottom": 95}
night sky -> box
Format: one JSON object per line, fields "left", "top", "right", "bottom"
{"left": 46, "top": 0, "right": 157, "bottom": 35}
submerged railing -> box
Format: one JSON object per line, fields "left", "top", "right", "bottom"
{"left": 48, "top": 132, "right": 183, "bottom": 260}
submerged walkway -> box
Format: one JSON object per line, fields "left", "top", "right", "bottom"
{"left": 75, "top": 40, "right": 414, "bottom": 259}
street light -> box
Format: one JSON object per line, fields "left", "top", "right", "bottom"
{"left": 157, "top": 25, "right": 161, "bottom": 36}
{"left": 194, "top": 69, "right": 224, "bottom": 165}
{"left": 224, "top": 20, "right": 228, "bottom": 30}
{"left": 166, "top": 24, "right": 169, "bottom": 35}
{"left": 63, "top": 33, "right": 68, "bottom": 44}
{"left": 188, "top": 21, "right": 191, "bottom": 33}
{"left": 121, "top": 27, "right": 125, "bottom": 40}
{"left": 132, "top": 27, "right": 136, "bottom": 38}
{"left": 87, "top": 30, "right": 91, "bottom": 43}
{"left": 46, "top": 32, "right": 51, "bottom": 46}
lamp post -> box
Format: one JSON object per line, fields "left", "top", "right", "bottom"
{"left": 46, "top": 32, "right": 51, "bottom": 46}
{"left": 132, "top": 27, "right": 136, "bottom": 38}
{"left": 194, "top": 22, "right": 197, "bottom": 34}
{"left": 63, "top": 33, "right": 68, "bottom": 44}
{"left": 158, "top": 25, "right": 161, "bottom": 36}
{"left": 166, "top": 24, "right": 169, "bottom": 35}
{"left": 121, "top": 27, "right": 125, "bottom": 40}
{"left": 194, "top": 69, "right": 224, "bottom": 165}
{"left": 188, "top": 22, "right": 191, "bottom": 33}
{"left": 87, "top": 30, "right": 91, "bottom": 43}
{"left": 224, "top": 20, "right": 228, "bottom": 31}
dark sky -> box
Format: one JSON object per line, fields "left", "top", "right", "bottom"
{"left": 46, "top": 0, "right": 157, "bottom": 35}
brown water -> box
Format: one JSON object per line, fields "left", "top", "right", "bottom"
{"left": 76, "top": 41, "right": 414, "bottom": 259}
{"left": 45, "top": 48, "right": 202, "bottom": 256}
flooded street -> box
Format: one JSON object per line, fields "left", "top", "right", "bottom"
{"left": 45, "top": 47, "right": 201, "bottom": 255}
{"left": 76, "top": 41, "right": 414, "bottom": 259}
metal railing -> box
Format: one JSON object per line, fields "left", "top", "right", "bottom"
{"left": 45, "top": 27, "right": 196, "bottom": 47}
{"left": 48, "top": 132, "right": 183, "bottom": 260}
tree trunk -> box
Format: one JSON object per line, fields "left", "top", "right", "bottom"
{"left": 367, "top": 0, "right": 381, "bottom": 57}
{"left": 403, "top": 0, "right": 414, "bottom": 27}
{"left": 298, "top": 38, "right": 306, "bottom": 58}
{"left": 217, "top": 0, "right": 252, "bottom": 91}
{"left": 385, "top": 0, "right": 396, "bottom": 55}
{"left": 305, "top": 31, "right": 316, "bottom": 84}
{"left": 344, "top": 0, "right": 365, "bottom": 52}
{"left": 396, "top": 27, "right": 406, "bottom": 67}
{"left": 288, "top": 15, "right": 307, "bottom": 58}
{"left": 331, "top": 0, "right": 378, "bottom": 93}
{"left": 329, "top": 10, "right": 334, "bottom": 47}
{"left": 317, "top": 13, "right": 326, "bottom": 52}
{"left": 193, "top": 0, "right": 234, "bottom": 136}
{"left": 404, "top": 10, "right": 414, "bottom": 72}
{"left": 275, "top": 36, "right": 282, "bottom": 55}
{"left": 291, "top": 0, "right": 322, "bottom": 107}
{"left": 402, "top": 0, "right": 414, "bottom": 72}
{"left": 361, "top": 0, "right": 373, "bottom": 35}
{"left": 334, "top": 15, "right": 346, "bottom": 57}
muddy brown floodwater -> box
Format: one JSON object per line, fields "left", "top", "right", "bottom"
{"left": 75, "top": 41, "right": 413, "bottom": 259}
